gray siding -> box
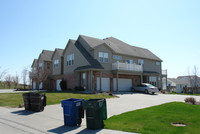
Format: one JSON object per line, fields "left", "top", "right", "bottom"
{"left": 63, "top": 41, "right": 89, "bottom": 74}
{"left": 52, "top": 51, "right": 62, "bottom": 75}
{"left": 143, "top": 59, "right": 161, "bottom": 73}
{"left": 93, "top": 45, "right": 113, "bottom": 71}
{"left": 92, "top": 44, "right": 161, "bottom": 74}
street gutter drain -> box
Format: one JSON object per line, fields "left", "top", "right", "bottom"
{"left": 171, "top": 122, "right": 186, "bottom": 127}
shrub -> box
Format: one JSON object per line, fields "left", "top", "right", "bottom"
{"left": 74, "top": 86, "right": 84, "bottom": 91}
{"left": 60, "top": 79, "right": 67, "bottom": 91}
{"left": 184, "top": 97, "right": 196, "bottom": 105}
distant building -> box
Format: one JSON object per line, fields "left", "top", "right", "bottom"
{"left": 167, "top": 78, "right": 187, "bottom": 93}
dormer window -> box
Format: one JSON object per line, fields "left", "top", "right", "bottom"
{"left": 99, "top": 52, "right": 108, "bottom": 63}
{"left": 54, "top": 59, "right": 59, "bottom": 68}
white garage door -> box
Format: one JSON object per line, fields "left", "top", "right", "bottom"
{"left": 113, "top": 78, "right": 132, "bottom": 91}
{"left": 33, "top": 82, "right": 36, "bottom": 90}
{"left": 39, "top": 82, "right": 43, "bottom": 90}
{"left": 97, "top": 77, "right": 110, "bottom": 92}
{"left": 56, "top": 79, "right": 62, "bottom": 91}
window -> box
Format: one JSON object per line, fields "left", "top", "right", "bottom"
{"left": 54, "top": 59, "right": 59, "bottom": 68}
{"left": 67, "top": 54, "right": 74, "bottom": 66}
{"left": 99, "top": 52, "right": 108, "bottom": 63}
{"left": 156, "top": 62, "right": 160, "bottom": 65}
{"left": 149, "top": 76, "right": 157, "bottom": 86}
{"left": 138, "top": 59, "right": 144, "bottom": 65}
{"left": 82, "top": 72, "right": 86, "bottom": 84}
{"left": 113, "top": 55, "right": 122, "bottom": 60}
{"left": 125, "top": 59, "right": 133, "bottom": 64}
{"left": 39, "top": 63, "right": 43, "bottom": 69}
{"left": 47, "top": 63, "right": 51, "bottom": 69}
{"left": 33, "top": 67, "right": 36, "bottom": 71}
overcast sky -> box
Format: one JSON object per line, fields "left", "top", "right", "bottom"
{"left": 0, "top": 0, "right": 200, "bottom": 80}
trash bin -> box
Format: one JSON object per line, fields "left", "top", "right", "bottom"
{"left": 30, "top": 93, "right": 46, "bottom": 112}
{"left": 83, "top": 98, "right": 107, "bottom": 129}
{"left": 61, "top": 98, "right": 84, "bottom": 126}
{"left": 22, "top": 93, "right": 31, "bottom": 110}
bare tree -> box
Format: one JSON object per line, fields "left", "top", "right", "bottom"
{"left": 0, "top": 67, "right": 7, "bottom": 86}
{"left": 22, "top": 67, "right": 28, "bottom": 89}
{"left": 5, "top": 74, "right": 12, "bottom": 89}
{"left": 12, "top": 73, "right": 19, "bottom": 89}
{"left": 187, "top": 65, "right": 199, "bottom": 94}
{"left": 192, "top": 65, "right": 199, "bottom": 94}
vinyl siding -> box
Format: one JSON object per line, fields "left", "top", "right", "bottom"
{"left": 63, "top": 41, "right": 89, "bottom": 74}
{"left": 52, "top": 51, "right": 62, "bottom": 75}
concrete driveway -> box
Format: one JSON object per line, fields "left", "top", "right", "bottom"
{"left": 0, "top": 93, "right": 199, "bottom": 134}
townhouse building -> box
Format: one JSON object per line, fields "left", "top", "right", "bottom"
{"left": 31, "top": 35, "right": 163, "bottom": 92}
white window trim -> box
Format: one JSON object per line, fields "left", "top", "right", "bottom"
{"left": 67, "top": 54, "right": 74, "bottom": 66}
{"left": 54, "top": 59, "right": 59, "bottom": 68}
{"left": 156, "top": 62, "right": 160, "bottom": 65}
{"left": 99, "top": 52, "right": 108, "bottom": 63}
{"left": 113, "top": 55, "right": 122, "bottom": 60}
{"left": 39, "top": 63, "right": 43, "bottom": 69}
{"left": 138, "top": 59, "right": 144, "bottom": 65}
{"left": 125, "top": 59, "right": 133, "bottom": 64}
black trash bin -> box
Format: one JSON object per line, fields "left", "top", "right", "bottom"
{"left": 22, "top": 93, "right": 31, "bottom": 110}
{"left": 30, "top": 93, "right": 46, "bottom": 112}
{"left": 83, "top": 98, "right": 107, "bottom": 129}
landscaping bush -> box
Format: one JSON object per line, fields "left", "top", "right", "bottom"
{"left": 184, "top": 97, "right": 196, "bottom": 105}
{"left": 60, "top": 78, "right": 67, "bottom": 91}
{"left": 74, "top": 86, "right": 84, "bottom": 91}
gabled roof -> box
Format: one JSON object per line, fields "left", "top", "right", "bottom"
{"left": 177, "top": 76, "right": 200, "bottom": 87}
{"left": 38, "top": 50, "right": 54, "bottom": 63}
{"left": 51, "top": 48, "right": 64, "bottom": 60}
{"left": 168, "top": 78, "right": 187, "bottom": 85}
{"left": 74, "top": 41, "right": 103, "bottom": 70}
{"left": 31, "top": 59, "right": 38, "bottom": 67}
{"left": 63, "top": 39, "right": 76, "bottom": 56}
{"left": 79, "top": 35, "right": 162, "bottom": 62}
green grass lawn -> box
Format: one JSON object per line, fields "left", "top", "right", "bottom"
{"left": 0, "top": 91, "right": 113, "bottom": 108}
{"left": 104, "top": 102, "right": 200, "bottom": 134}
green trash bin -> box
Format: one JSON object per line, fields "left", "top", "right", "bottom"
{"left": 83, "top": 98, "right": 107, "bottom": 129}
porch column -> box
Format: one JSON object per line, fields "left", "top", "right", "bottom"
{"left": 89, "top": 71, "right": 91, "bottom": 91}
{"left": 92, "top": 71, "right": 94, "bottom": 90}
{"left": 140, "top": 74, "right": 143, "bottom": 83}
{"left": 89, "top": 70, "right": 93, "bottom": 91}
{"left": 100, "top": 71, "right": 102, "bottom": 92}
{"left": 116, "top": 71, "right": 119, "bottom": 92}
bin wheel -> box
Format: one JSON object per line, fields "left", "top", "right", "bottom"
{"left": 40, "top": 107, "right": 44, "bottom": 112}
{"left": 77, "top": 118, "right": 82, "bottom": 126}
{"left": 102, "top": 120, "right": 104, "bottom": 128}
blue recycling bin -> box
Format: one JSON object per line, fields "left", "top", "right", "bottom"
{"left": 61, "top": 98, "right": 84, "bottom": 126}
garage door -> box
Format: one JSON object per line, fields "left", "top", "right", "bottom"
{"left": 39, "top": 82, "right": 43, "bottom": 90}
{"left": 97, "top": 77, "right": 110, "bottom": 92}
{"left": 113, "top": 78, "right": 132, "bottom": 91}
{"left": 56, "top": 79, "right": 62, "bottom": 91}
{"left": 33, "top": 82, "right": 36, "bottom": 90}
